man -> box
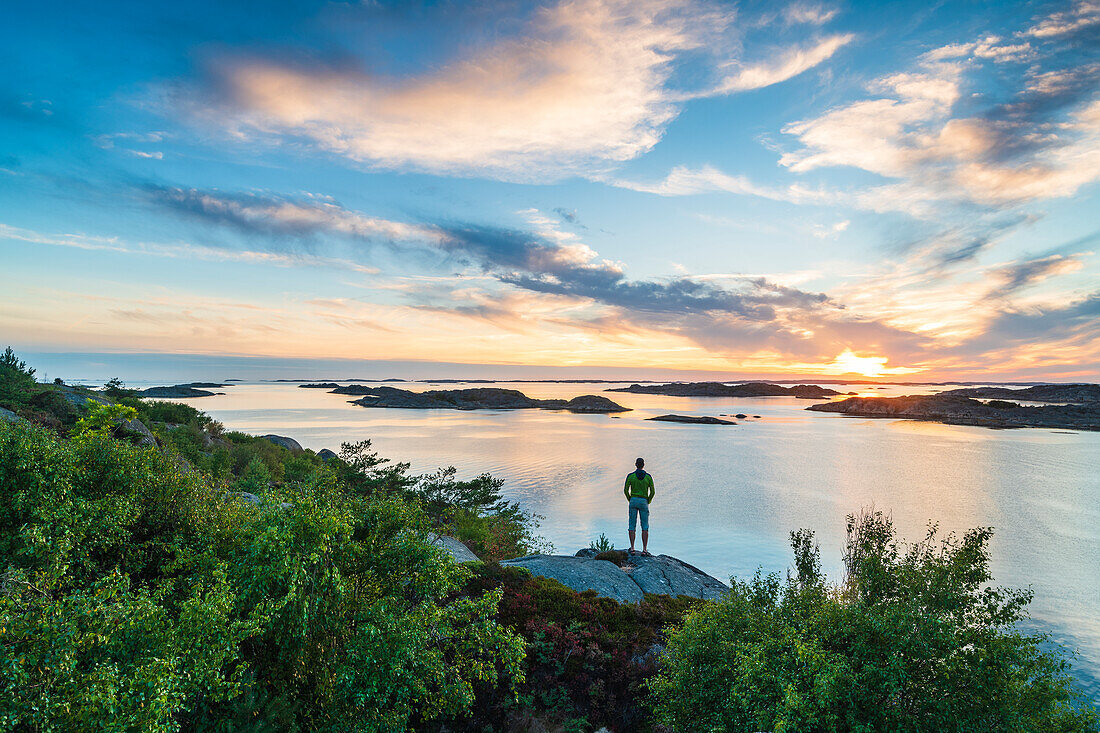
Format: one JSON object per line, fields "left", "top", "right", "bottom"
{"left": 624, "top": 457, "right": 655, "bottom": 555}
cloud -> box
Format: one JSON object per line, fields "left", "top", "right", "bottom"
{"left": 988, "top": 254, "right": 1087, "bottom": 295}
{"left": 128, "top": 186, "right": 1099, "bottom": 373}
{"left": 812, "top": 219, "right": 849, "bottom": 238}
{"left": 1021, "top": 0, "right": 1100, "bottom": 38}
{"left": 188, "top": 0, "right": 850, "bottom": 180}
{"left": 778, "top": 24, "right": 1100, "bottom": 214}
{"left": 552, "top": 207, "right": 583, "bottom": 227}
{"left": 610, "top": 163, "right": 831, "bottom": 203}
{"left": 144, "top": 185, "right": 432, "bottom": 243}
{"left": 710, "top": 34, "right": 853, "bottom": 94}
{"left": 0, "top": 221, "right": 381, "bottom": 274}
{"left": 783, "top": 3, "right": 839, "bottom": 26}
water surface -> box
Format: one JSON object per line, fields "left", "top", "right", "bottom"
{"left": 169, "top": 380, "right": 1099, "bottom": 702}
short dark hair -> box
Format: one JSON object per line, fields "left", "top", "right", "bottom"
{"left": 635, "top": 457, "right": 644, "bottom": 467}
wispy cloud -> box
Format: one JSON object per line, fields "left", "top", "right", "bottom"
{"left": 0, "top": 222, "right": 382, "bottom": 274}
{"left": 609, "top": 164, "right": 831, "bottom": 203}
{"left": 783, "top": 3, "right": 840, "bottom": 26}
{"left": 709, "top": 34, "right": 853, "bottom": 94}
{"left": 1021, "top": 0, "right": 1100, "bottom": 38}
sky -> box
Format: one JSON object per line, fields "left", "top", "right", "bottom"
{"left": 2, "top": 0, "right": 1099, "bottom": 381}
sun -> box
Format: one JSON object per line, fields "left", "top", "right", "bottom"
{"left": 829, "top": 349, "right": 891, "bottom": 377}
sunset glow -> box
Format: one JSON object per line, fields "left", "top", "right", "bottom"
{"left": 2, "top": 0, "right": 1098, "bottom": 381}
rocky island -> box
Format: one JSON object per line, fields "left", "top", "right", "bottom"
{"left": 648, "top": 414, "right": 736, "bottom": 425}
{"left": 320, "top": 385, "right": 630, "bottom": 413}
{"left": 608, "top": 381, "right": 847, "bottom": 398}
{"left": 806, "top": 394, "right": 1100, "bottom": 430}
{"left": 138, "top": 383, "right": 227, "bottom": 398}
{"left": 937, "top": 383, "right": 1100, "bottom": 403}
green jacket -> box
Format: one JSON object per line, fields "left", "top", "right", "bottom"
{"left": 624, "top": 469, "right": 655, "bottom": 503}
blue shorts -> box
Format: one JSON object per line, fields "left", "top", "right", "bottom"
{"left": 628, "top": 496, "right": 650, "bottom": 531}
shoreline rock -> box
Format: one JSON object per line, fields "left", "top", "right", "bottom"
{"left": 501, "top": 555, "right": 645, "bottom": 603}
{"left": 505, "top": 550, "right": 730, "bottom": 603}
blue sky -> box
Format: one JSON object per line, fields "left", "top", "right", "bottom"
{"left": 2, "top": 0, "right": 1099, "bottom": 380}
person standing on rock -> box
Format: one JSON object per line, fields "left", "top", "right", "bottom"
{"left": 624, "top": 457, "right": 655, "bottom": 555}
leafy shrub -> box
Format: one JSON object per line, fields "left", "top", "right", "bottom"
{"left": 649, "top": 510, "right": 1100, "bottom": 732}
{"left": 429, "top": 563, "right": 701, "bottom": 732}
{"left": 0, "top": 419, "right": 525, "bottom": 732}
{"left": 123, "top": 398, "right": 215, "bottom": 429}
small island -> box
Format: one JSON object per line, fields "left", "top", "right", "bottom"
{"left": 609, "top": 381, "right": 845, "bottom": 398}
{"left": 647, "top": 414, "right": 736, "bottom": 425}
{"left": 138, "top": 383, "right": 227, "bottom": 398}
{"left": 806, "top": 394, "right": 1100, "bottom": 430}
{"left": 329, "top": 386, "right": 631, "bottom": 413}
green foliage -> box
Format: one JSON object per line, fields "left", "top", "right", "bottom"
{"left": 0, "top": 419, "right": 525, "bottom": 732}
{"left": 234, "top": 456, "right": 272, "bottom": 494}
{"left": 650, "top": 510, "right": 1100, "bottom": 733}
{"left": 72, "top": 401, "right": 138, "bottom": 438}
{"left": 0, "top": 347, "right": 34, "bottom": 379}
{"left": 589, "top": 532, "right": 615, "bottom": 553}
{"left": 0, "top": 346, "right": 37, "bottom": 407}
{"left": 123, "top": 398, "right": 218, "bottom": 431}
{"left": 430, "top": 563, "right": 701, "bottom": 732}
{"left": 102, "top": 377, "right": 137, "bottom": 399}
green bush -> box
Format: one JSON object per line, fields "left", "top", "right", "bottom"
{"left": 650, "top": 510, "right": 1100, "bottom": 732}
{"left": 0, "top": 346, "right": 37, "bottom": 408}
{"left": 430, "top": 563, "right": 701, "bottom": 732}
{"left": 0, "top": 420, "right": 525, "bottom": 732}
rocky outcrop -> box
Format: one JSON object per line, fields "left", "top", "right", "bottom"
{"left": 625, "top": 554, "right": 730, "bottom": 600}
{"left": 807, "top": 394, "right": 1100, "bottom": 431}
{"left": 608, "top": 382, "right": 842, "bottom": 399}
{"left": 317, "top": 448, "right": 338, "bottom": 461}
{"left": 0, "top": 407, "right": 19, "bottom": 423}
{"left": 648, "top": 414, "right": 736, "bottom": 425}
{"left": 118, "top": 417, "right": 157, "bottom": 446}
{"left": 299, "top": 382, "right": 341, "bottom": 389}
{"left": 506, "top": 551, "right": 730, "bottom": 603}
{"left": 428, "top": 534, "right": 480, "bottom": 563}
{"left": 501, "top": 555, "right": 645, "bottom": 603}
{"left": 345, "top": 386, "right": 630, "bottom": 413}
{"left": 58, "top": 386, "right": 111, "bottom": 409}
{"left": 260, "top": 434, "right": 304, "bottom": 452}
{"left": 938, "top": 383, "right": 1100, "bottom": 403}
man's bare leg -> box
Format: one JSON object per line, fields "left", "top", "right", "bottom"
{"left": 628, "top": 530, "right": 636, "bottom": 552}
{"left": 642, "top": 530, "right": 649, "bottom": 554}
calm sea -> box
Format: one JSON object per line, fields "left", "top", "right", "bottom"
{"left": 159, "top": 380, "right": 1098, "bottom": 703}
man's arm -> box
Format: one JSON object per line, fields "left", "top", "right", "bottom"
{"left": 646, "top": 475, "right": 655, "bottom": 503}
{"left": 624, "top": 475, "right": 631, "bottom": 500}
